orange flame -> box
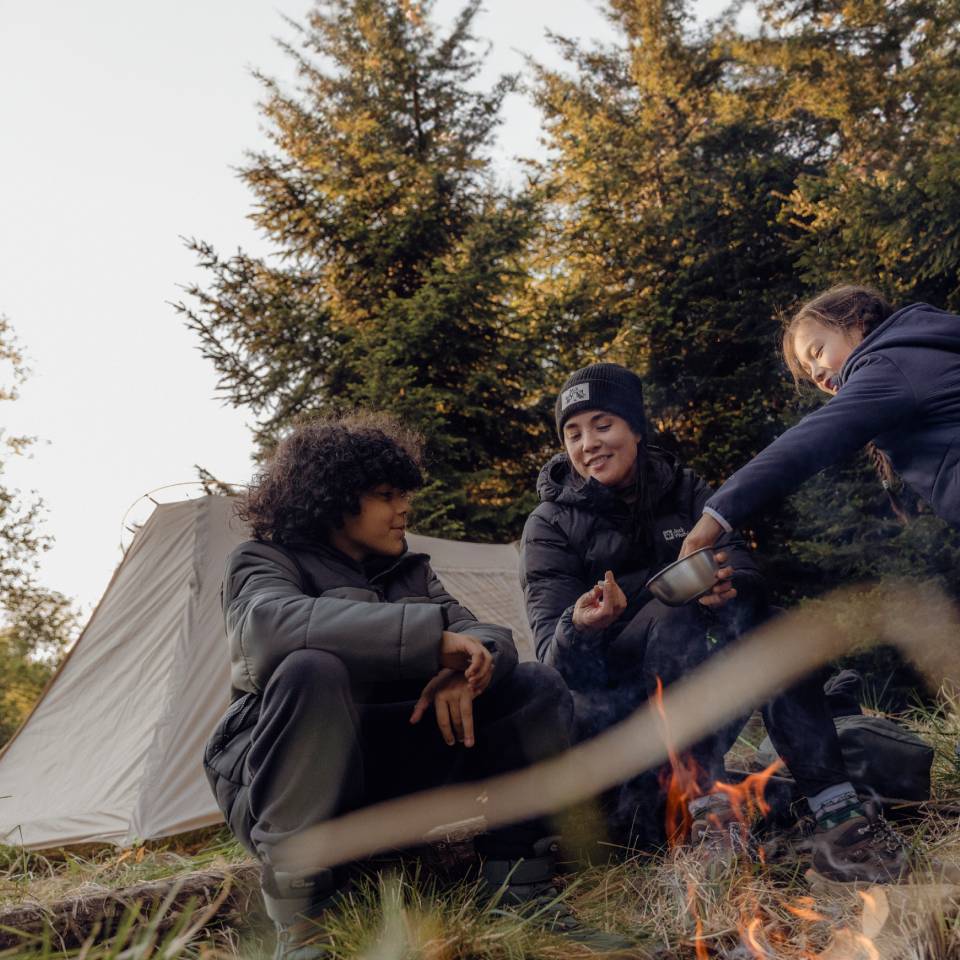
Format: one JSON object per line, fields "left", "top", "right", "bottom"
{"left": 857, "top": 889, "right": 877, "bottom": 912}
{"left": 687, "top": 880, "right": 710, "bottom": 960}
{"left": 713, "top": 758, "right": 783, "bottom": 823}
{"left": 824, "top": 928, "right": 880, "bottom": 960}
{"left": 744, "top": 916, "right": 766, "bottom": 957}
{"left": 785, "top": 897, "right": 827, "bottom": 923}
{"left": 853, "top": 933, "right": 880, "bottom": 960}
{"left": 654, "top": 677, "right": 705, "bottom": 845}
{"left": 694, "top": 917, "right": 709, "bottom": 960}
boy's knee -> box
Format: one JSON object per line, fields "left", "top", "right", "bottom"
{"left": 266, "top": 648, "right": 351, "bottom": 699}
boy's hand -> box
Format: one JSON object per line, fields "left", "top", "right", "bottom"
{"left": 409, "top": 670, "right": 477, "bottom": 747}
{"left": 572, "top": 570, "right": 626, "bottom": 632}
{"left": 440, "top": 630, "right": 493, "bottom": 694}
{"left": 697, "top": 550, "right": 737, "bottom": 609}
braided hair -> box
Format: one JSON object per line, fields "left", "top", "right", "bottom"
{"left": 781, "top": 285, "right": 908, "bottom": 524}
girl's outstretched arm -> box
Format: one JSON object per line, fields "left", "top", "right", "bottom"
{"left": 680, "top": 354, "right": 916, "bottom": 555}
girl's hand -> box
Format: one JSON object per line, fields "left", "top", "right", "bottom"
{"left": 697, "top": 550, "right": 737, "bottom": 609}
{"left": 572, "top": 570, "right": 626, "bottom": 632}
{"left": 409, "top": 670, "right": 477, "bottom": 747}
{"left": 679, "top": 514, "right": 724, "bottom": 559}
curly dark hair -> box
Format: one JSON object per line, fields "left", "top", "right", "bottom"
{"left": 238, "top": 412, "right": 425, "bottom": 543}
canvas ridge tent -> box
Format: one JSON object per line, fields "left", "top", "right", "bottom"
{"left": 0, "top": 495, "right": 534, "bottom": 850}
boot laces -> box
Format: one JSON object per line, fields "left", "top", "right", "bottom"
{"left": 858, "top": 814, "right": 906, "bottom": 856}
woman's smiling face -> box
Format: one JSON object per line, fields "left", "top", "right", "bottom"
{"left": 563, "top": 410, "right": 643, "bottom": 489}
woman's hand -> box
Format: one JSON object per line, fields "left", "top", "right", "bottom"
{"left": 440, "top": 630, "right": 493, "bottom": 694}
{"left": 697, "top": 550, "right": 737, "bottom": 609}
{"left": 409, "top": 670, "right": 478, "bottom": 747}
{"left": 572, "top": 570, "right": 627, "bottom": 632}
{"left": 679, "top": 514, "right": 724, "bottom": 559}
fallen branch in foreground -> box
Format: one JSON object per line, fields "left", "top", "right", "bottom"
{"left": 278, "top": 580, "right": 960, "bottom": 873}
{"left": 0, "top": 863, "right": 260, "bottom": 951}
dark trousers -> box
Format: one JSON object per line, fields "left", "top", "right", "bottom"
{"left": 221, "top": 650, "right": 573, "bottom": 867}
{"left": 571, "top": 598, "right": 849, "bottom": 835}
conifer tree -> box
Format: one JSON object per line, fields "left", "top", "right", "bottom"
{"left": 179, "top": 0, "right": 545, "bottom": 539}
{"left": 736, "top": 0, "right": 960, "bottom": 600}
{"left": 748, "top": 0, "right": 960, "bottom": 309}
{"left": 528, "top": 0, "right": 805, "bottom": 495}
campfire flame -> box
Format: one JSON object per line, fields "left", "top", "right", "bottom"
{"left": 654, "top": 677, "right": 783, "bottom": 848}
{"left": 655, "top": 679, "right": 880, "bottom": 960}
{"left": 713, "top": 759, "right": 783, "bottom": 822}
{"left": 654, "top": 677, "right": 704, "bottom": 845}
{"left": 786, "top": 897, "right": 828, "bottom": 923}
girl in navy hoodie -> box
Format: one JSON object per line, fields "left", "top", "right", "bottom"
{"left": 681, "top": 285, "right": 960, "bottom": 556}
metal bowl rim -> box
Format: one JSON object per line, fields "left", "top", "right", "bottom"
{"left": 643, "top": 546, "right": 717, "bottom": 591}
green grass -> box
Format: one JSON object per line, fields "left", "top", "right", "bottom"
{"left": 3, "top": 700, "right": 960, "bottom": 959}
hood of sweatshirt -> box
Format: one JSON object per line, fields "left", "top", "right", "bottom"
{"left": 840, "top": 302, "right": 960, "bottom": 386}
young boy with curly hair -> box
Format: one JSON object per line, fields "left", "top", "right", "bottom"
{"left": 203, "top": 414, "right": 613, "bottom": 958}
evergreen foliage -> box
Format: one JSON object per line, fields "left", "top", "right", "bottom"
{"left": 181, "top": 0, "right": 960, "bottom": 611}
{"left": 178, "top": 0, "right": 546, "bottom": 539}
{"left": 0, "top": 316, "right": 75, "bottom": 746}
{"left": 525, "top": 1, "right": 808, "bottom": 561}
{"left": 736, "top": 0, "right": 960, "bottom": 600}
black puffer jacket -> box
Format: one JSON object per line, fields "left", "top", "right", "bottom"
{"left": 519, "top": 447, "right": 763, "bottom": 684}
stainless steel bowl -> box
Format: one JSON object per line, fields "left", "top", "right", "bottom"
{"left": 644, "top": 547, "right": 719, "bottom": 606}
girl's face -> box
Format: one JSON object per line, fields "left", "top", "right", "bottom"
{"left": 563, "top": 410, "right": 643, "bottom": 489}
{"left": 792, "top": 319, "right": 864, "bottom": 396}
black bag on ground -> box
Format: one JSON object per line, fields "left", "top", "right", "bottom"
{"left": 755, "top": 670, "right": 933, "bottom": 802}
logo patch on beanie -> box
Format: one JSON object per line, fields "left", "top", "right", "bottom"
{"left": 561, "top": 383, "right": 590, "bottom": 410}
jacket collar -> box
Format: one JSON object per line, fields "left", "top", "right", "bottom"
{"left": 282, "top": 537, "right": 427, "bottom": 582}
{"left": 535, "top": 444, "right": 682, "bottom": 514}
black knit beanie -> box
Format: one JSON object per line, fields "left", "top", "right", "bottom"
{"left": 554, "top": 363, "right": 647, "bottom": 441}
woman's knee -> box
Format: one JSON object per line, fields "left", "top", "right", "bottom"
{"left": 512, "top": 661, "right": 571, "bottom": 705}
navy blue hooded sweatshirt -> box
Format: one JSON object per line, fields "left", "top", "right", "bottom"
{"left": 706, "top": 303, "right": 960, "bottom": 529}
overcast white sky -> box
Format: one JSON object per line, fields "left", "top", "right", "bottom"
{"left": 1, "top": 0, "right": 738, "bottom": 616}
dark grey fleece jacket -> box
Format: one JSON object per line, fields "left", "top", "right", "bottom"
{"left": 707, "top": 303, "right": 960, "bottom": 528}
{"left": 519, "top": 447, "right": 762, "bottom": 683}
{"left": 223, "top": 539, "right": 517, "bottom": 697}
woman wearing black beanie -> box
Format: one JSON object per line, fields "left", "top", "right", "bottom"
{"left": 519, "top": 362, "right": 908, "bottom": 882}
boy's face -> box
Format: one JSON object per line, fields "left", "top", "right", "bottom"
{"left": 330, "top": 484, "right": 412, "bottom": 561}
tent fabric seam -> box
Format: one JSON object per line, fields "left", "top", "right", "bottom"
{"left": 128, "top": 497, "right": 208, "bottom": 844}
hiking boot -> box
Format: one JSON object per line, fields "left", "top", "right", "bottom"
{"left": 261, "top": 867, "right": 340, "bottom": 960}
{"left": 687, "top": 792, "right": 753, "bottom": 873}
{"left": 810, "top": 806, "right": 910, "bottom": 884}
{"left": 480, "top": 836, "right": 636, "bottom": 954}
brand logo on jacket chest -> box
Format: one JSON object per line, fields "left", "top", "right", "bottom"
{"left": 662, "top": 527, "right": 688, "bottom": 541}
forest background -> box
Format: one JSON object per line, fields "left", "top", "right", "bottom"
{"left": 3, "top": 0, "right": 960, "bottom": 743}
